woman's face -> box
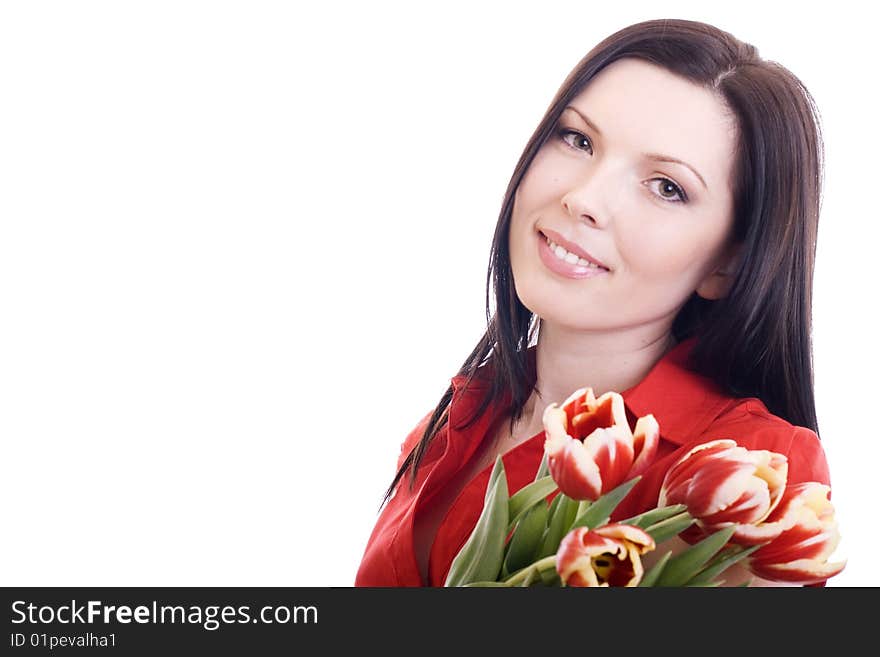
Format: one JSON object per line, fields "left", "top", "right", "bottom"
{"left": 509, "top": 57, "right": 740, "bottom": 337}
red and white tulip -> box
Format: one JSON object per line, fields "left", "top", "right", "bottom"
{"left": 556, "top": 523, "right": 656, "bottom": 587}
{"left": 746, "top": 482, "right": 847, "bottom": 584}
{"left": 658, "top": 439, "right": 790, "bottom": 543}
{"left": 543, "top": 387, "right": 659, "bottom": 501}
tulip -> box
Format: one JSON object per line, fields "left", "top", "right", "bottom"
{"left": 658, "top": 439, "right": 789, "bottom": 543}
{"left": 746, "top": 482, "right": 847, "bottom": 584}
{"left": 543, "top": 387, "right": 659, "bottom": 501}
{"left": 556, "top": 523, "right": 656, "bottom": 587}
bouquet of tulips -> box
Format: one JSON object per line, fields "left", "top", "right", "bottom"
{"left": 445, "top": 387, "right": 846, "bottom": 587}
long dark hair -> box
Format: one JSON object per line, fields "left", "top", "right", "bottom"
{"left": 384, "top": 18, "right": 824, "bottom": 504}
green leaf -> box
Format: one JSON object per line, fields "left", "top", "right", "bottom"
{"left": 638, "top": 549, "right": 672, "bottom": 587}
{"left": 534, "top": 451, "right": 550, "bottom": 481}
{"left": 462, "top": 581, "right": 511, "bottom": 587}
{"left": 687, "top": 544, "right": 761, "bottom": 586}
{"left": 558, "top": 494, "right": 580, "bottom": 530}
{"left": 500, "top": 555, "right": 558, "bottom": 587}
{"left": 507, "top": 475, "right": 558, "bottom": 530}
{"left": 520, "top": 566, "right": 539, "bottom": 587}
{"left": 569, "top": 476, "right": 641, "bottom": 531}
{"left": 444, "top": 456, "right": 510, "bottom": 586}
{"left": 620, "top": 504, "right": 688, "bottom": 529}
{"left": 539, "top": 568, "right": 562, "bottom": 587}
{"left": 503, "top": 501, "right": 549, "bottom": 576}
{"left": 534, "top": 494, "right": 561, "bottom": 558}
{"left": 653, "top": 526, "right": 737, "bottom": 587}
{"left": 643, "top": 512, "right": 695, "bottom": 544}
{"left": 576, "top": 499, "right": 592, "bottom": 518}
{"left": 536, "top": 493, "right": 579, "bottom": 559}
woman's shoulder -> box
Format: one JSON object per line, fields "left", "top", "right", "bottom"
{"left": 396, "top": 408, "right": 438, "bottom": 471}
{"left": 699, "top": 396, "right": 830, "bottom": 486}
{"left": 707, "top": 394, "right": 819, "bottom": 445}
{"left": 395, "top": 367, "right": 503, "bottom": 472}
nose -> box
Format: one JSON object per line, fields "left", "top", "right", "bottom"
{"left": 560, "top": 170, "right": 611, "bottom": 228}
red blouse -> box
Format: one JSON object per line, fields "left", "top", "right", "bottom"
{"left": 354, "top": 337, "right": 831, "bottom": 587}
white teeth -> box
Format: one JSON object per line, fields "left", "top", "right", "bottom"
{"left": 546, "top": 237, "right": 605, "bottom": 269}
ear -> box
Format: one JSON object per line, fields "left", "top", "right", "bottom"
{"left": 696, "top": 241, "right": 743, "bottom": 301}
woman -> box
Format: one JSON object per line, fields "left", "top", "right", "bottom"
{"left": 355, "top": 18, "right": 833, "bottom": 587}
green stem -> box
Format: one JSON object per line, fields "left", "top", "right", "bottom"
{"left": 503, "top": 556, "right": 557, "bottom": 587}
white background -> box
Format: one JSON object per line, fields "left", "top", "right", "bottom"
{"left": 1, "top": 1, "right": 874, "bottom": 587}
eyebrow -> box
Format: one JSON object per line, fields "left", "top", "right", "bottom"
{"left": 563, "top": 106, "right": 708, "bottom": 191}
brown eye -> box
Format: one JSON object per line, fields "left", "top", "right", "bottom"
{"left": 659, "top": 180, "right": 678, "bottom": 198}
{"left": 557, "top": 128, "right": 593, "bottom": 155}
{"left": 647, "top": 177, "right": 688, "bottom": 203}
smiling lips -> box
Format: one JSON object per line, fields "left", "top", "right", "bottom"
{"left": 539, "top": 228, "right": 609, "bottom": 270}
{"left": 537, "top": 228, "right": 610, "bottom": 280}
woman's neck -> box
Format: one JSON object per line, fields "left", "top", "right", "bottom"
{"left": 522, "top": 324, "right": 677, "bottom": 433}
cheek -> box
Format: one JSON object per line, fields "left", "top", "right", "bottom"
{"left": 619, "top": 224, "right": 716, "bottom": 282}
{"left": 516, "top": 151, "right": 566, "bottom": 210}
{"left": 510, "top": 171, "right": 553, "bottom": 248}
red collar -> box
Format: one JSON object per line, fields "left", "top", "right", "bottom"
{"left": 620, "top": 337, "right": 739, "bottom": 445}
{"left": 449, "top": 336, "right": 738, "bottom": 455}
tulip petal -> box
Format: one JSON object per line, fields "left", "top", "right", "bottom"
{"left": 559, "top": 387, "right": 597, "bottom": 431}
{"left": 730, "top": 520, "right": 791, "bottom": 545}
{"left": 729, "top": 480, "right": 824, "bottom": 545}
{"left": 583, "top": 425, "right": 634, "bottom": 493}
{"left": 747, "top": 557, "right": 847, "bottom": 585}
{"left": 658, "top": 439, "right": 788, "bottom": 536}
{"left": 763, "top": 482, "right": 833, "bottom": 525}
{"left": 563, "top": 388, "right": 632, "bottom": 441}
{"left": 556, "top": 524, "right": 654, "bottom": 587}
{"left": 751, "top": 450, "right": 788, "bottom": 515}
{"left": 565, "top": 560, "right": 601, "bottom": 587}
{"left": 745, "top": 482, "right": 847, "bottom": 584}
{"left": 699, "top": 471, "right": 773, "bottom": 525}
{"left": 547, "top": 436, "right": 603, "bottom": 501}
{"left": 629, "top": 414, "right": 659, "bottom": 478}
{"left": 671, "top": 451, "right": 759, "bottom": 517}
{"left": 752, "top": 515, "right": 841, "bottom": 564}
{"left": 542, "top": 403, "right": 570, "bottom": 447}
{"left": 606, "top": 544, "right": 643, "bottom": 587}
{"left": 658, "top": 440, "right": 739, "bottom": 507}
{"left": 594, "top": 523, "right": 656, "bottom": 552}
